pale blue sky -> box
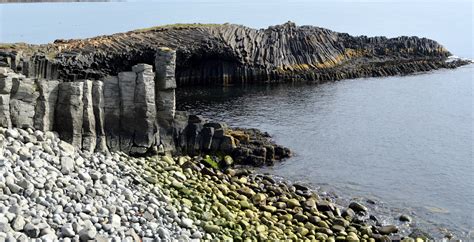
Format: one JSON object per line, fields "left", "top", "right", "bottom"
{"left": 0, "top": 0, "right": 472, "bottom": 58}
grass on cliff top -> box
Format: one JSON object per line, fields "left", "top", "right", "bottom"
{"left": 135, "top": 23, "right": 224, "bottom": 32}
{"left": 0, "top": 43, "right": 30, "bottom": 50}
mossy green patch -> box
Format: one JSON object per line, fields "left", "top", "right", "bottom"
{"left": 202, "top": 155, "right": 220, "bottom": 169}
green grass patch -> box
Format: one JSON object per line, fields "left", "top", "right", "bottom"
{"left": 202, "top": 155, "right": 220, "bottom": 169}
{"left": 135, "top": 23, "right": 223, "bottom": 32}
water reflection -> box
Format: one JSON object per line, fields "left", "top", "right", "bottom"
{"left": 176, "top": 65, "right": 474, "bottom": 239}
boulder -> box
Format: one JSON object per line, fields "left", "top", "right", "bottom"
{"left": 200, "top": 127, "right": 214, "bottom": 150}
{"left": 185, "top": 123, "right": 202, "bottom": 155}
{"left": 220, "top": 135, "right": 236, "bottom": 153}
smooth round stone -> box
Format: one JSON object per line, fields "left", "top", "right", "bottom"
{"left": 399, "top": 214, "right": 412, "bottom": 222}
{"left": 287, "top": 198, "right": 301, "bottom": 208}
{"left": 203, "top": 224, "right": 220, "bottom": 234}
{"left": 378, "top": 225, "right": 399, "bottom": 235}
{"left": 180, "top": 218, "right": 193, "bottom": 228}
{"left": 332, "top": 224, "right": 345, "bottom": 233}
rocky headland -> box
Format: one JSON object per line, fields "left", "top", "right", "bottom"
{"left": 0, "top": 22, "right": 468, "bottom": 241}
{"left": 0, "top": 22, "right": 470, "bottom": 85}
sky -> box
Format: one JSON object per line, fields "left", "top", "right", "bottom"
{"left": 0, "top": 0, "right": 472, "bottom": 58}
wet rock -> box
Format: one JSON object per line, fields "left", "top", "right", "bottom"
{"left": 203, "top": 224, "right": 220, "bottom": 234}
{"left": 378, "top": 225, "right": 398, "bottom": 235}
{"left": 399, "top": 214, "right": 412, "bottom": 222}
{"left": 349, "top": 201, "right": 368, "bottom": 213}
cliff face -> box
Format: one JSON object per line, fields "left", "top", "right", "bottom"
{"left": 0, "top": 22, "right": 468, "bottom": 86}
{"left": 0, "top": 48, "right": 290, "bottom": 165}
{"left": 0, "top": 21, "right": 468, "bottom": 162}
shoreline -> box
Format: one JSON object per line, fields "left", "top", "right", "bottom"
{"left": 0, "top": 23, "right": 471, "bottom": 241}
{"left": 0, "top": 127, "right": 433, "bottom": 241}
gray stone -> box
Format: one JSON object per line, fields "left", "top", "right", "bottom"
{"left": 81, "top": 80, "right": 96, "bottom": 153}
{"left": 5, "top": 129, "right": 19, "bottom": 139}
{"left": 103, "top": 76, "right": 121, "bottom": 151}
{"left": 33, "top": 80, "right": 59, "bottom": 131}
{"left": 180, "top": 218, "right": 193, "bottom": 228}
{"left": 9, "top": 77, "right": 39, "bottom": 129}
{"left": 220, "top": 135, "right": 236, "bottom": 152}
{"left": 11, "top": 215, "right": 25, "bottom": 231}
{"left": 132, "top": 63, "right": 153, "bottom": 73}
{"left": 101, "top": 173, "right": 114, "bottom": 185}
{"left": 58, "top": 140, "right": 75, "bottom": 155}
{"left": 6, "top": 181, "right": 23, "bottom": 194}
{"left": 110, "top": 214, "right": 121, "bottom": 228}
{"left": 23, "top": 223, "right": 40, "bottom": 238}
{"left": 378, "top": 225, "right": 399, "bottom": 235}
{"left": 399, "top": 214, "right": 412, "bottom": 222}
{"left": 132, "top": 64, "right": 157, "bottom": 154}
{"left": 157, "top": 227, "right": 170, "bottom": 239}
{"left": 155, "top": 48, "right": 177, "bottom": 90}
{"left": 156, "top": 90, "right": 175, "bottom": 121}
{"left": 0, "top": 73, "right": 12, "bottom": 94}
{"left": 61, "top": 223, "right": 75, "bottom": 237}
{"left": 154, "top": 48, "right": 177, "bottom": 124}
{"left": 0, "top": 95, "right": 11, "bottom": 128}
{"left": 200, "top": 127, "right": 214, "bottom": 150}
{"left": 78, "top": 227, "right": 97, "bottom": 241}
{"left": 55, "top": 82, "right": 84, "bottom": 148}
{"left": 61, "top": 157, "right": 75, "bottom": 175}
{"left": 78, "top": 172, "right": 91, "bottom": 182}
{"left": 118, "top": 71, "right": 137, "bottom": 153}
{"left": 92, "top": 81, "right": 108, "bottom": 153}
{"left": 349, "top": 201, "right": 368, "bottom": 213}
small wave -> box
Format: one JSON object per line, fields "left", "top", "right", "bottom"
{"left": 446, "top": 55, "right": 473, "bottom": 63}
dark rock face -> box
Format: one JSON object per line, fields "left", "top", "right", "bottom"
{"left": 0, "top": 22, "right": 469, "bottom": 86}
{"left": 177, "top": 117, "right": 291, "bottom": 166}
{"left": 0, "top": 62, "right": 290, "bottom": 166}
{"left": 0, "top": 21, "right": 468, "bottom": 166}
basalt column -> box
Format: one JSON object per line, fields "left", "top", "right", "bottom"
{"left": 155, "top": 48, "right": 177, "bottom": 153}
{"left": 0, "top": 69, "right": 13, "bottom": 128}
{"left": 55, "top": 82, "right": 84, "bottom": 148}
{"left": 131, "top": 64, "right": 158, "bottom": 155}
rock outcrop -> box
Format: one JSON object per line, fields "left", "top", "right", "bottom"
{"left": 0, "top": 21, "right": 468, "bottom": 164}
{"left": 0, "top": 48, "right": 290, "bottom": 165}
{"left": 0, "top": 22, "right": 469, "bottom": 86}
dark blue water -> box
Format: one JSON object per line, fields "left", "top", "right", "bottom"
{"left": 176, "top": 65, "right": 474, "bottom": 239}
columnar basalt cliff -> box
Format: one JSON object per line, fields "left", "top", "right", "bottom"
{"left": 0, "top": 47, "right": 290, "bottom": 165}
{"left": 0, "top": 22, "right": 469, "bottom": 87}
{"left": 0, "top": 22, "right": 467, "bottom": 164}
